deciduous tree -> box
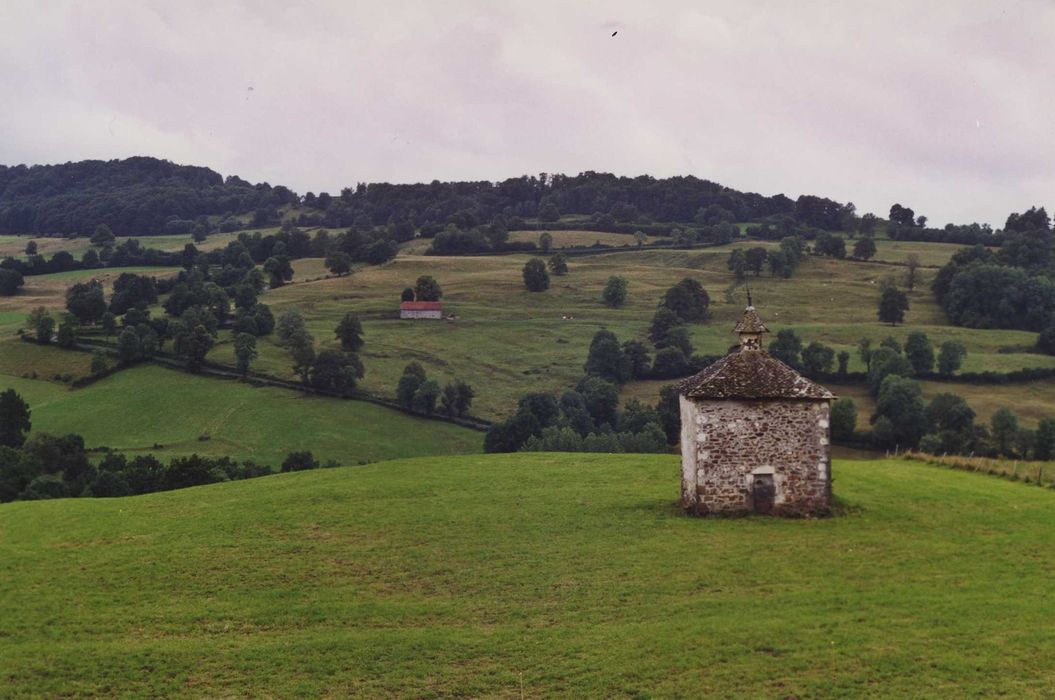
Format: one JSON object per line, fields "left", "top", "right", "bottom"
{"left": 904, "top": 331, "right": 934, "bottom": 374}
{"left": 414, "top": 275, "right": 443, "bottom": 301}
{"left": 325, "top": 250, "right": 352, "bottom": 276}
{"left": 0, "top": 389, "right": 31, "bottom": 448}
{"left": 878, "top": 286, "right": 909, "bottom": 325}
{"left": 26, "top": 307, "right": 54, "bottom": 344}
{"left": 990, "top": 407, "right": 1019, "bottom": 456}
{"left": 602, "top": 276, "right": 628, "bottom": 308}
{"left": 584, "top": 330, "right": 631, "bottom": 383}
{"left": 660, "top": 278, "right": 710, "bottom": 322}
{"left": 871, "top": 375, "right": 927, "bottom": 448}
{"left": 522, "top": 258, "right": 550, "bottom": 292}
{"left": 548, "top": 252, "right": 568, "bottom": 275}
{"left": 539, "top": 232, "right": 553, "bottom": 253}
{"left": 831, "top": 398, "right": 857, "bottom": 442}
{"left": 396, "top": 362, "right": 427, "bottom": 409}
{"left": 233, "top": 332, "right": 257, "bottom": 376}
{"left": 801, "top": 341, "right": 835, "bottom": 374}
{"left": 335, "top": 312, "right": 364, "bottom": 351}
{"left": 852, "top": 236, "right": 876, "bottom": 260}
{"left": 768, "top": 329, "right": 803, "bottom": 368}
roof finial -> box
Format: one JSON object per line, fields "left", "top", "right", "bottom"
{"left": 746, "top": 285, "right": 753, "bottom": 309}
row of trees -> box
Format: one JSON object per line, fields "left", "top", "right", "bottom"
{"left": 833, "top": 381, "right": 1054, "bottom": 460}
{"left": 768, "top": 329, "right": 967, "bottom": 383}
{"left": 728, "top": 236, "right": 806, "bottom": 279}
{"left": 394, "top": 363, "right": 475, "bottom": 418}
{"left": 0, "top": 388, "right": 340, "bottom": 501}
{"left": 579, "top": 278, "right": 716, "bottom": 384}
{"left": 483, "top": 379, "right": 675, "bottom": 454}
{"left": 274, "top": 309, "right": 365, "bottom": 395}
{"left": 0, "top": 221, "right": 398, "bottom": 291}
{"left": 401, "top": 275, "right": 443, "bottom": 302}
{"left": 932, "top": 208, "right": 1055, "bottom": 340}
{"left": 1, "top": 156, "right": 889, "bottom": 245}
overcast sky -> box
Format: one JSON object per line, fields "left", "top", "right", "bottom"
{"left": 1, "top": 1, "right": 1052, "bottom": 226}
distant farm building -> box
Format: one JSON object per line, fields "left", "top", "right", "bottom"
{"left": 400, "top": 301, "right": 443, "bottom": 320}
{"left": 675, "top": 303, "right": 835, "bottom": 517}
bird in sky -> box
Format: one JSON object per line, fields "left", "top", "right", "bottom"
{"left": 611, "top": 30, "right": 618, "bottom": 36}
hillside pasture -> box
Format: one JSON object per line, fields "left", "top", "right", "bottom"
{"left": 2, "top": 454, "right": 1055, "bottom": 697}
{"left": 5, "top": 237, "right": 1051, "bottom": 425}
{"left": 507, "top": 228, "right": 660, "bottom": 248}
{"left": 0, "top": 231, "right": 250, "bottom": 261}
{"left": 0, "top": 267, "right": 182, "bottom": 384}
{"left": 0, "top": 266, "right": 182, "bottom": 319}
{"left": 215, "top": 244, "right": 1055, "bottom": 420}
{"left": 6, "top": 364, "right": 480, "bottom": 466}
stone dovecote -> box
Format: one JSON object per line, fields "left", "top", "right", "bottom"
{"left": 675, "top": 304, "right": 835, "bottom": 517}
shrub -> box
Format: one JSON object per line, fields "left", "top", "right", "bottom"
{"left": 281, "top": 451, "right": 319, "bottom": 472}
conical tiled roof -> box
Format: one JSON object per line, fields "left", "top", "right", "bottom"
{"left": 733, "top": 306, "right": 768, "bottom": 334}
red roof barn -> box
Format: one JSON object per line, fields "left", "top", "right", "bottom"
{"left": 400, "top": 301, "right": 443, "bottom": 319}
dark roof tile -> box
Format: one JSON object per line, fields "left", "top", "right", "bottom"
{"left": 733, "top": 306, "right": 768, "bottom": 334}
{"left": 675, "top": 350, "right": 835, "bottom": 400}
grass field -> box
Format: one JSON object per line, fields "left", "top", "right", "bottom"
{"left": 0, "top": 267, "right": 184, "bottom": 385}
{"left": 397, "top": 229, "right": 661, "bottom": 254}
{"left": 204, "top": 243, "right": 1055, "bottom": 420}
{"left": 507, "top": 229, "right": 660, "bottom": 248}
{"left": 2, "top": 453, "right": 1054, "bottom": 697}
{"left": 5, "top": 236, "right": 1054, "bottom": 426}
{"left": 0, "top": 266, "right": 183, "bottom": 319}
{"left": 0, "top": 230, "right": 257, "bottom": 260}
{"left": 1, "top": 364, "right": 481, "bottom": 466}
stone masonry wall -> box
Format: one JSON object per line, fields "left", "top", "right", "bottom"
{"left": 680, "top": 397, "right": 831, "bottom": 516}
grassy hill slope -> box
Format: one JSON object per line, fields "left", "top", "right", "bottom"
{"left": 3, "top": 454, "right": 1054, "bottom": 697}
{"left": 204, "top": 243, "right": 1055, "bottom": 422}
{"left": 6, "top": 365, "right": 481, "bottom": 466}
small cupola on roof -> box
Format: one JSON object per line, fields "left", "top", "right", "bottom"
{"left": 733, "top": 303, "right": 769, "bottom": 351}
{"left": 677, "top": 302, "right": 833, "bottom": 401}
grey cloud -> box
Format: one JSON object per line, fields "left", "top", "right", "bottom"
{"left": 0, "top": 0, "right": 1052, "bottom": 226}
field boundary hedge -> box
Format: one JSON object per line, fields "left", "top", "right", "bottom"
{"left": 67, "top": 340, "right": 493, "bottom": 431}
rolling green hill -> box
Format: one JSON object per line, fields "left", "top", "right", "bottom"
{"left": 6, "top": 365, "right": 481, "bottom": 466}
{"left": 2, "top": 454, "right": 1054, "bottom": 697}
{"left": 201, "top": 241, "right": 1055, "bottom": 423}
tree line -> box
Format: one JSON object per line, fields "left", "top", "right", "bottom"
{"left": 0, "top": 387, "right": 340, "bottom": 502}
{"left": 0, "top": 157, "right": 297, "bottom": 236}
{"left": 932, "top": 208, "right": 1055, "bottom": 342}
{"left": 0, "top": 156, "right": 863, "bottom": 240}
{"left": 0, "top": 221, "right": 398, "bottom": 288}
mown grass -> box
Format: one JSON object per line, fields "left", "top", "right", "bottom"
{"left": 4, "top": 364, "right": 480, "bottom": 466}
{"left": 907, "top": 451, "right": 1055, "bottom": 486}
{"left": 2, "top": 454, "right": 1055, "bottom": 697}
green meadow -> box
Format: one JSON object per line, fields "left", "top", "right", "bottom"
{"left": 0, "top": 230, "right": 249, "bottom": 261}
{"left": 4, "top": 233, "right": 1054, "bottom": 429}
{"left": 204, "top": 239, "right": 1055, "bottom": 421}
{"left": 2, "top": 454, "right": 1054, "bottom": 698}
{"left": 1, "top": 365, "right": 480, "bottom": 466}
